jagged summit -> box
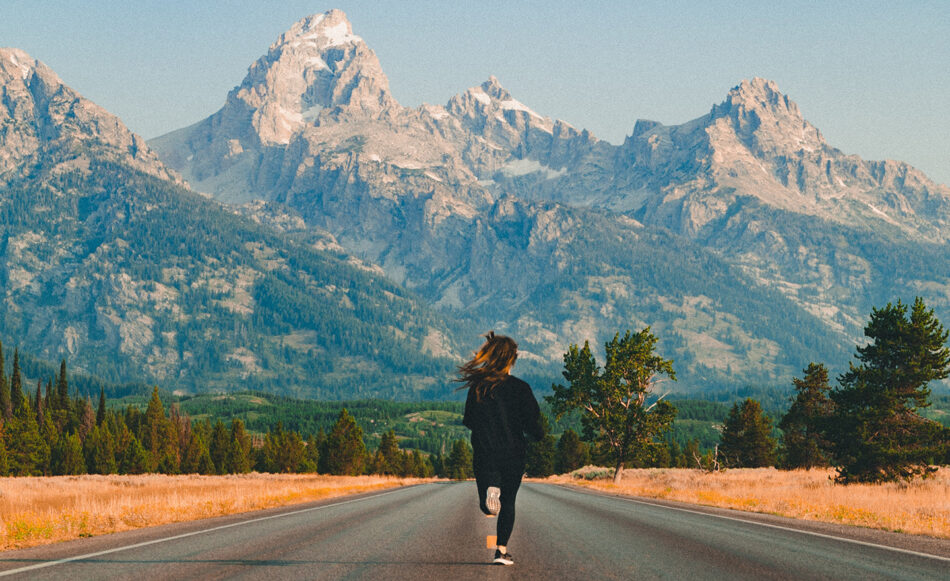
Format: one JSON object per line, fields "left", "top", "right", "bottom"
{"left": 218, "top": 9, "right": 397, "bottom": 145}
{"left": 274, "top": 9, "right": 361, "bottom": 51}
{"left": 708, "top": 77, "right": 825, "bottom": 157}
{"left": 0, "top": 48, "right": 174, "bottom": 180}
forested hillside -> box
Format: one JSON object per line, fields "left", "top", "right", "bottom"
{"left": 0, "top": 157, "right": 463, "bottom": 398}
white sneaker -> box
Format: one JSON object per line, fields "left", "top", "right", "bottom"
{"left": 486, "top": 486, "right": 501, "bottom": 515}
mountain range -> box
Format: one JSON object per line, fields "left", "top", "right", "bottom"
{"left": 3, "top": 9, "right": 949, "bottom": 398}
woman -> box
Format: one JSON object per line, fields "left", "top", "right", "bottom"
{"left": 458, "top": 332, "right": 543, "bottom": 566}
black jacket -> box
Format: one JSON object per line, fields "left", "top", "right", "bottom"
{"left": 463, "top": 375, "right": 544, "bottom": 460}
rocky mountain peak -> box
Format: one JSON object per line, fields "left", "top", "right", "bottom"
{"left": 0, "top": 48, "right": 175, "bottom": 180}
{"left": 223, "top": 9, "right": 397, "bottom": 145}
{"left": 709, "top": 77, "right": 824, "bottom": 157}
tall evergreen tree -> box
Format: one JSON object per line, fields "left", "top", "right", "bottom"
{"left": 84, "top": 425, "right": 117, "bottom": 474}
{"left": 141, "top": 386, "right": 165, "bottom": 470}
{"left": 0, "top": 342, "right": 9, "bottom": 421}
{"left": 227, "top": 419, "right": 252, "bottom": 474}
{"left": 0, "top": 433, "right": 8, "bottom": 476}
{"left": 779, "top": 363, "right": 834, "bottom": 469}
{"left": 827, "top": 298, "right": 950, "bottom": 483}
{"left": 9, "top": 349, "right": 23, "bottom": 414}
{"left": 56, "top": 360, "right": 69, "bottom": 412}
{"left": 96, "top": 387, "right": 107, "bottom": 426}
{"left": 719, "top": 398, "right": 777, "bottom": 468}
{"left": 444, "top": 439, "right": 473, "bottom": 480}
{"left": 209, "top": 420, "right": 230, "bottom": 474}
{"left": 5, "top": 399, "right": 51, "bottom": 476}
{"left": 321, "top": 409, "right": 366, "bottom": 476}
{"left": 375, "top": 430, "right": 402, "bottom": 475}
{"left": 52, "top": 433, "right": 87, "bottom": 475}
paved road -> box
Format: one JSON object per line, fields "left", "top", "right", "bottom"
{"left": 1, "top": 482, "right": 948, "bottom": 580}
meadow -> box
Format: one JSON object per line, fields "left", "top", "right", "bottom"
{"left": 0, "top": 473, "right": 424, "bottom": 550}
{"left": 2, "top": 467, "right": 948, "bottom": 551}
{"left": 549, "top": 466, "right": 950, "bottom": 539}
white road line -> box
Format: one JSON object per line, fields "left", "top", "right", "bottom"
{"left": 0, "top": 487, "right": 409, "bottom": 577}
{"left": 560, "top": 485, "right": 950, "bottom": 563}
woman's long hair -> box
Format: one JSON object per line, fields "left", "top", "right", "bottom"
{"left": 455, "top": 331, "right": 518, "bottom": 401}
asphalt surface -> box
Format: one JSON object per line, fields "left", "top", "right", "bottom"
{"left": 1, "top": 482, "right": 948, "bottom": 580}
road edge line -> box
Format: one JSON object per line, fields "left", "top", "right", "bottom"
{"left": 547, "top": 483, "right": 950, "bottom": 564}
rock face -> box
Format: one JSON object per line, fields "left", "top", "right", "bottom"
{"left": 148, "top": 10, "right": 950, "bottom": 392}
{"left": 0, "top": 48, "right": 176, "bottom": 182}
{"left": 616, "top": 78, "right": 950, "bottom": 240}
{"left": 7, "top": 9, "right": 948, "bottom": 394}
{"left": 0, "top": 47, "right": 460, "bottom": 398}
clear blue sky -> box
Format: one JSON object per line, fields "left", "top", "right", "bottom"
{"left": 4, "top": 1, "right": 949, "bottom": 185}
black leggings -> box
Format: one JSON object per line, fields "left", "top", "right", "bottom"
{"left": 474, "top": 454, "right": 524, "bottom": 546}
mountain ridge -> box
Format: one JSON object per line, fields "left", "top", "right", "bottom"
{"left": 3, "top": 10, "right": 949, "bottom": 397}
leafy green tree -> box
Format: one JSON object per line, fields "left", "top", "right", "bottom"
{"left": 779, "top": 363, "right": 834, "bottom": 469}
{"left": 555, "top": 429, "right": 590, "bottom": 474}
{"left": 548, "top": 329, "right": 677, "bottom": 483}
{"left": 321, "top": 409, "right": 367, "bottom": 476}
{"left": 444, "top": 438, "right": 473, "bottom": 480}
{"left": 827, "top": 298, "right": 950, "bottom": 483}
{"left": 719, "top": 398, "right": 777, "bottom": 468}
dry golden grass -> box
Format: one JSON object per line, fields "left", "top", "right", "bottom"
{"left": 0, "top": 473, "right": 428, "bottom": 550}
{"left": 547, "top": 466, "right": 950, "bottom": 538}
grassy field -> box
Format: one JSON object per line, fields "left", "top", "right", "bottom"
{"left": 3, "top": 467, "right": 948, "bottom": 551}
{"left": 0, "top": 473, "right": 427, "bottom": 550}
{"left": 547, "top": 466, "right": 950, "bottom": 539}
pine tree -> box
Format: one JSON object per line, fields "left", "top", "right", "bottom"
{"left": 9, "top": 349, "right": 23, "bottom": 414}
{"left": 444, "top": 439, "right": 473, "bottom": 480}
{"left": 182, "top": 431, "right": 214, "bottom": 475}
{"left": 0, "top": 433, "right": 8, "bottom": 476}
{"left": 5, "top": 399, "right": 51, "bottom": 476}
{"left": 376, "top": 430, "right": 401, "bottom": 475}
{"left": 84, "top": 425, "right": 117, "bottom": 474}
{"left": 779, "top": 363, "right": 834, "bottom": 469}
{"left": 0, "top": 342, "right": 9, "bottom": 421}
{"left": 56, "top": 360, "right": 69, "bottom": 412}
{"left": 719, "top": 398, "right": 777, "bottom": 468}
{"left": 321, "top": 409, "right": 367, "bottom": 476}
{"left": 555, "top": 429, "right": 591, "bottom": 474}
{"left": 828, "top": 298, "right": 950, "bottom": 483}
{"left": 119, "top": 435, "right": 150, "bottom": 475}
{"left": 141, "top": 386, "right": 165, "bottom": 471}
{"left": 51, "top": 434, "right": 86, "bottom": 475}
{"left": 227, "top": 419, "right": 252, "bottom": 474}
{"left": 0, "top": 343, "right": 7, "bottom": 423}
{"left": 209, "top": 420, "right": 230, "bottom": 474}
{"left": 96, "top": 387, "right": 107, "bottom": 426}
